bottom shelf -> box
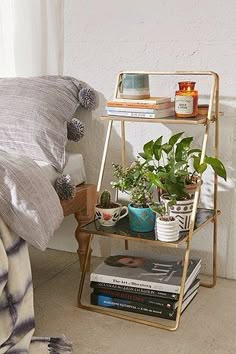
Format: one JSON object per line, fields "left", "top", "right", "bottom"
{"left": 78, "top": 269, "right": 200, "bottom": 331}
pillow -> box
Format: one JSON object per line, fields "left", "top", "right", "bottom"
{"left": 0, "top": 76, "right": 81, "bottom": 172}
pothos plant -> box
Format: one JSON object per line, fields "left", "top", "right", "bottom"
{"left": 111, "top": 160, "right": 154, "bottom": 208}
{"left": 140, "top": 131, "right": 227, "bottom": 202}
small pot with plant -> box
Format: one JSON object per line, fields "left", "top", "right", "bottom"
{"left": 150, "top": 202, "right": 179, "bottom": 242}
{"left": 140, "top": 131, "right": 227, "bottom": 231}
{"left": 111, "top": 160, "right": 155, "bottom": 233}
{"left": 95, "top": 190, "right": 128, "bottom": 227}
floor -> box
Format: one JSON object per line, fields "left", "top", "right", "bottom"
{"left": 30, "top": 247, "right": 236, "bottom": 354}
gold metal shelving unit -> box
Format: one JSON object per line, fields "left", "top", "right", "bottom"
{"left": 77, "top": 71, "right": 220, "bottom": 331}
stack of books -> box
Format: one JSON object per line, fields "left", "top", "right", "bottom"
{"left": 105, "top": 97, "right": 175, "bottom": 119}
{"left": 90, "top": 251, "right": 201, "bottom": 320}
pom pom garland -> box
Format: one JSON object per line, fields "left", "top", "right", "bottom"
{"left": 67, "top": 118, "right": 85, "bottom": 142}
{"left": 78, "top": 88, "right": 96, "bottom": 110}
{"left": 55, "top": 174, "right": 76, "bottom": 200}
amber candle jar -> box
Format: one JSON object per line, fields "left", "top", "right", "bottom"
{"left": 175, "top": 81, "right": 198, "bottom": 118}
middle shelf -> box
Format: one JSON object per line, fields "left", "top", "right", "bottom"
{"left": 79, "top": 208, "right": 220, "bottom": 249}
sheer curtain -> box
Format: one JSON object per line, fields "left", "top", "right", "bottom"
{"left": 0, "top": 0, "right": 64, "bottom": 77}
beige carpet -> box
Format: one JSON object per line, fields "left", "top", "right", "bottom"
{"left": 30, "top": 247, "right": 236, "bottom": 354}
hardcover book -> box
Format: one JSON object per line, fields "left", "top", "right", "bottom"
{"left": 105, "top": 105, "right": 174, "bottom": 114}
{"left": 105, "top": 107, "right": 174, "bottom": 119}
{"left": 92, "top": 278, "right": 200, "bottom": 311}
{"left": 91, "top": 288, "right": 198, "bottom": 321}
{"left": 90, "top": 251, "right": 201, "bottom": 294}
{"left": 90, "top": 281, "right": 180, "bottom": 300}
{"left": 113, "top": 96, "right": 171, "bottom": 104}
{"left": 106, "top": 101, "right": 174, "bottom": 110}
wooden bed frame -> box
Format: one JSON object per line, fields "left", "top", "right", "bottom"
{"left": 61, "top": 183, "right": 97, "bottom": 271}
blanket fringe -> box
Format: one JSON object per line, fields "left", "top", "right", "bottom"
{"left": 48, "top": 335, "right": 73, "bottom": 353}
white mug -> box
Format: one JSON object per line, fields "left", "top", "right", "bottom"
{"left": 95, "top": 203, "right": 128, "bottom": 226}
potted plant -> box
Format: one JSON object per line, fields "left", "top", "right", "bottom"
{"left": 95, "top": 190, "right": 128, "bottom": 227}
{"left": 150, "top": 202, "right": 179, "bottom": 242}
{"left": 111, "top": 160, "right": 155, "bottom": 232}
{"left": 140, "top": 131, "right": 227, "bottom": 231}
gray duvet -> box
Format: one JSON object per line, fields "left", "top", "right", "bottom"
{"left": 0, "top": 151, "right": 63, "bottom": 250}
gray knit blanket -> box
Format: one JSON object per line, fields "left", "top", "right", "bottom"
{"left": 0, "top": 152, "right": 72, "bottom": 353}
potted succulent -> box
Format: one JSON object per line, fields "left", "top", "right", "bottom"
{"left": 150, "top": 202, "right": 179, "bottom": 242}
{"left": 111, "top": 160, "right": 155, "bottom": 232}
{"left": 140, "top": 131, "right": 227, "bottom": 231}
{"left": 95, "top": 190, "right": 128, "bottom": 227}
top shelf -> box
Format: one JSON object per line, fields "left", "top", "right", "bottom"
{"left": 101, "top": 114, "right": 216, "bottom": 125}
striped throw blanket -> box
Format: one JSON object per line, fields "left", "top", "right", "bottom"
{"left": 0, "top": 152, "right": 72, "bottom": 353}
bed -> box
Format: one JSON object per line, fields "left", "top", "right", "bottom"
{"left": 0, "top": 76, "right": 97, "bottom": 352}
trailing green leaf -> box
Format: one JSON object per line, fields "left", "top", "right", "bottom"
{"left": 169, "top": 132, "right": 184, "bottom": 146}
{"left": 143, "top": 140, "right": 154, "bottom": 159}
{"left": 176, "top": 137, "right": 193, "bottom": 162}
{"left": 204, "top": 156, "right": 227, "bottom": 181}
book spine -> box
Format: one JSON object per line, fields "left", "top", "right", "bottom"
{"left": 114, "top": 97, "right": 171, "bottom": 104}
{"left": 93, "top": 287, "right": 176, "bottom": 311}
{"left": 106, "top": 102, "right": 173, "bottom": 110}
{"left": 90, "top": 273, "right": 180, "bottom": 293}
{"left": 106, "top": 106, "right": 158, "bottom": 113}
{"left": 91, "top": 293, "right": 176, "bottom": 320}
{"left": 106, "top": 110, "right": 157, "bottom": 118}
{"left": 90, "top": 281, "right": 179, "bottom": 300}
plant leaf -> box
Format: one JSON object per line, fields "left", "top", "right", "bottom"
{"left": 204, "top": 156, "right": 227, "bottom": 181}
{"left": 198, "top": 162, "right": 207, "bottom": 174}
{"left": 169, "top": 132, "right": 184, "bottom": 146}
{"left": 153, "top": 136, "right": 163, "bottom": 161}
{"left": 143, "top": 140, "right": 154, "bottom": 158}
{"left": 193, "top": 155, "right": 200, "bottom": 172}
{"left": 139, "top": 152, "right": 148, "bottom": 160}
{"left": 188, "top": 148, "right": 202, "bottom": 156}
{"left": 147, "top": 172, "right": 166, "bottom": 190}
{"left": 176, "top": 137, "right": 193, "bottom": 162}
{"left": 161, "top": 143, "right": 173, "bottom": 154}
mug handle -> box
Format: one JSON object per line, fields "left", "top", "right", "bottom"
{"left": 119, "top": 206, "right": 128, "bottom": 220}
{"left": 118, "top": 77, "right": 123, "bottom": 93}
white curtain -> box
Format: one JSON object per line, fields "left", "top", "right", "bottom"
{"left": 0, "top": 0, "right": 64, "bottom": 77}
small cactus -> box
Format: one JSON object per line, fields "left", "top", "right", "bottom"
{"left": 100, "top": 190, "right": 111, "bottom": 208}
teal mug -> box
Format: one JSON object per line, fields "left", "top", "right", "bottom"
{"left": 119, "top": 74, "right": 150, "bottom": 99}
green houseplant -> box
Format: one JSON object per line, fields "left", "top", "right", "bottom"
{"left": 111, "top": 160, "right": 155, "bottom": 232}
{"left": 140, "top": 131, "right": 227, "bottom": 231}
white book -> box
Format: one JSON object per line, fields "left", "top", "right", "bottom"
{"left": 114, "top": 96, "right": 171, "bottom": 104}
{"left": 106, "top": 103, "right": 174, "bottom": 114}
{"left": 106, "top": 107, "right": 175, "bottom": 119}
{"left": 90, "top": 251, "right": 201, "bottom": 294}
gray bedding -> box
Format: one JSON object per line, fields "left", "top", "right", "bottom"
{"left": 0, "top": 151, "right": 63, "bottom": 250}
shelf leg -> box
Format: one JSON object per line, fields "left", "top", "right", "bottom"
{"left": 97, "top": 120, "right": 113, "bottom": 193}
{"left": 121, "top": 121, "right": 128, "bottom": 251}
{"left": 77, "top": 233, "right": 93, "bottom": 305}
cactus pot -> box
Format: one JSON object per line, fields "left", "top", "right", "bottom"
{"left": 128, "top": 203, "right": 155, "bottom": 233}
{"left": 95, "top": 203, "right": 128, "bottom": 227}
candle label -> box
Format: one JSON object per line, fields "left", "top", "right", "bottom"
{"left": 175, "top": 96, "right": 193, "bottom": 114}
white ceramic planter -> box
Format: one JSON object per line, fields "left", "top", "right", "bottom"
{"left": 155, "top": 217, "right": 179, "bottom": 242}
{"left": 161, "top": 194, "right": 194, "bottom": 231}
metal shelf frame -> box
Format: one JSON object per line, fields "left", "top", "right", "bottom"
{"left": 77, "top": 71, "right": 220, "bottom": 331}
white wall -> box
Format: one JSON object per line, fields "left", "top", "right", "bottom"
{"left": 49, "top": 0, "right": 236, "bottom": 279}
